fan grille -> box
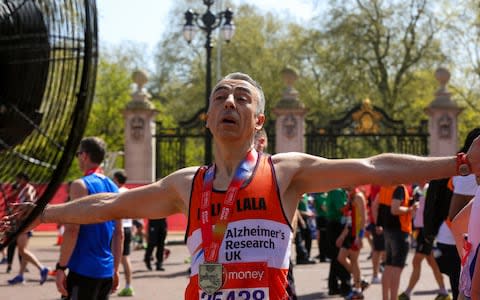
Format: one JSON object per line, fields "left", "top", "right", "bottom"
{"left": 0, "top": 0, "right": 98, "bottom": 246}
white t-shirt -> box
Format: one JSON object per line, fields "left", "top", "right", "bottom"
{"left": 118, "top": 186, "right": 133, "bottom": 228}
{"left": 413, "top": 184, "right": 428, "bottom": 228}
{"left": 452, "top": 175, "right": 477, "bottom": 196}
{"left": 436, "top": 221, "right": 455, "bottom": 245}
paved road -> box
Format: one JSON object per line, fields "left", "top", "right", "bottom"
{"left": 0, "top": 233, "right": 451, "bottom": 299}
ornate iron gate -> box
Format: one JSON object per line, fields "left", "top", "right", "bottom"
{"left": 155, "top": 115, "right": 277, "bottom": 178}
{"left": 155, "top": 110, "right": 206, "bottom": 179}
{"left": 306, "top": 99, "right": 429, "bottom": 158}
{"left": 155, "top": 99, "right": 428, "bottom": 178}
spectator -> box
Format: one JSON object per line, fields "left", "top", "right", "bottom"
{"left": 424, "top": 177, "right": 460, "bottom": 300}
{"left": 336, "top": 187, "right": 369, "bottom": 299}
{"left": 326, "top": 188, "right": 352, "bottom": 296}
{"left": 435, "top": 221, "right": 460, "bottom": 300}
{"left": 7, "top": 172, "right": 49, "bottom": 285}
{"left": 113, "top": 169, "right": 135, "bottom": 297}
{"left": 296, "top": 194, "right": 317, "bottom": 264}
{"left": 132, "top": 219, "right": 146, "bottom": 250}
{"left": 377, "top": 184, "right": 416, "bottom": 300}
{"left": 144, "top": 218, "right": 168, "bottom": 271}
{"left": 254, "top": 128, "right": 268, "bottom": 153}
{"left": 370, "top": 185, "right": 386, "bottom": 285}
{"left": 398, "top": 182, "right": 450, "bottom": 300}
{"left": 313, "top": 191, "right": 329, "bottom": 262}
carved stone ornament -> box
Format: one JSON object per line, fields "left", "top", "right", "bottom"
{"left": 282, "top": 113, "right": 297, "bottom": 139}
{"left": 130, "top": 116, "right": 145, "bottom": 140}
{"left": 352, "top": 98, "right": 382, "bottom": 134}
{"left": 438, "top": 113, "right": 452, "bottom": 139}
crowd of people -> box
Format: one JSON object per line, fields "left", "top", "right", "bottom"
{"left": 0, "top": 139, "right": 170, "bottom": 298}
{"left": 295, "top": 183, "right": 452, "bottom": 300}
{"left": 0, "top": 72, "right": 479, "bottom": 300}
{"left": 292, "top": 127, "right": 480, "bottom": 300}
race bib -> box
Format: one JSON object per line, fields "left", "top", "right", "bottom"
{"left": 198, "top": 262, "right": 269, "bottom": 300}
{"left": 200, "top": 287, "right": 269, "bottom": 300}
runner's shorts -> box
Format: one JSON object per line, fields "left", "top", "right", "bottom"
{"left": 372, "top": 228, "right": 385, "bottom": 251}
{"left": 415, "top": 227, "right": 432, "bottom": 255}
{"left": 122, "top": 227, "right": 132, "bottom": 256}
{"left": 384, "top": 228, "right": 409, "bottom": 267}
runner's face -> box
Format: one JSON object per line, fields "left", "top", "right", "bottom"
{"left": 206, "top": 79, "right": 264, "bottom": 141}
{"left": 76, "top": 149, "right": 87, "bottom": 170}
{"left": 254, "top": 136, "right": 267, "bottom": 152}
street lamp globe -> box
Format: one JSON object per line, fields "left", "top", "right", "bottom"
{"left": 221, "top": 8, "right": 235, "bottom": 42}
{"left": 183, "top": 9, "right": 196, "bottom": 43}
{"left": 181, "top": 3, "right": 235, "bottom": 164}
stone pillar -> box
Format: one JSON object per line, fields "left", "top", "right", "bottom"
{"left": 273, "top": 67, "right": 308, "bottom": 153}
{"left": 424, "top": 68, "right": 463, "bottom": 156}
{"left": 123, "top": 70, "right": 158, "bottom": 184}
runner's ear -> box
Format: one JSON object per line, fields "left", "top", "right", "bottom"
{"left": 255, "top": 114, "right": 265, "bottom": 131}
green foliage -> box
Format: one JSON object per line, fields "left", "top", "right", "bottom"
{"left": 152, "top": 1, "right": 454, "bottom": 129}
{"left": 63, "top": 0, "right": 479, "bottom": 175}
{"left": 312, "top": 1, "right": 445, "bottom": 118}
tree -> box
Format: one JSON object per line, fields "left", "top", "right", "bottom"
{"left": 301, "top": 1, "right": 445, "bottom": 123}
{"left": 150, "top": 2, "right": 301, "bottom": 167}
{"left": 151, "top": 0, "right": 476, "bottom": 158}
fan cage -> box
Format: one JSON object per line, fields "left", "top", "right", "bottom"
{"left": 0, "top": 0, "right": 98, "bottom": 246}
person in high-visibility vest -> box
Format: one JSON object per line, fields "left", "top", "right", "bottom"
{"left": 376, "top": 184, "right": 416, "bottom": 300}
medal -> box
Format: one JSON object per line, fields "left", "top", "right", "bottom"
{"left": 198, "top": 262, "right": 224, "bottom": 295}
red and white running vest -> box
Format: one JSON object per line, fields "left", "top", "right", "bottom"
{"left": 185, "top": 154, "right": 294, "bottom": 300}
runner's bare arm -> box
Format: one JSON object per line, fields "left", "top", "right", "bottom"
{"left": 273, "top": 152, "right": 460, "bottom": 197}
{"left": 272, "top": 152, "right": 461, "bottom": 222}
{"left": 40, "top": 167, "right": 199, "bottom": 225}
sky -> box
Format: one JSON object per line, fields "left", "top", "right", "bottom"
{"left": 97, "top": 0, "right": 318, "bottom": 56}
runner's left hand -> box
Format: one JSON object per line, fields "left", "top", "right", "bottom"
{"left": 111, "top": 270, "right": 120, "bottom": 294}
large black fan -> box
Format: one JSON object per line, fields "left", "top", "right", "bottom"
{"left": 0, "top": 0, "right": 98, "bottom": 247}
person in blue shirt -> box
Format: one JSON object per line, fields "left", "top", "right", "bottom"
{"left": 55, "top": 137, "right": 123, "bottom": 300}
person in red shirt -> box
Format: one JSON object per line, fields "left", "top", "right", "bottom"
{"left": 336, "top": 187, "right": 368, "bottom": 299}
{"left": 7, "top": 173, "right": 49, "bottom": 285}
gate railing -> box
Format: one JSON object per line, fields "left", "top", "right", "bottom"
{"left": 305, "top": 99, "right": 429, "bottom": 158}
{"left": 155, "top": 99, "right": 429, "bottom": 177}
{"left": 155, "top": 110, "right": 206, "bottom": 179}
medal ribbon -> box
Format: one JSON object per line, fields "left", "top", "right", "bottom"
{"left": 200, "top": 149, "right": 258, "bottom": 263}
{"left": 462, "top": 236, "right": 472, "bottom": 266}
{"left": 84, "top": 166, "right": 103, "bottom": 176}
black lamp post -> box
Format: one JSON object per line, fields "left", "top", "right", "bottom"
{"left": 183, "top": 0, "right": 235, "bottom": 165}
